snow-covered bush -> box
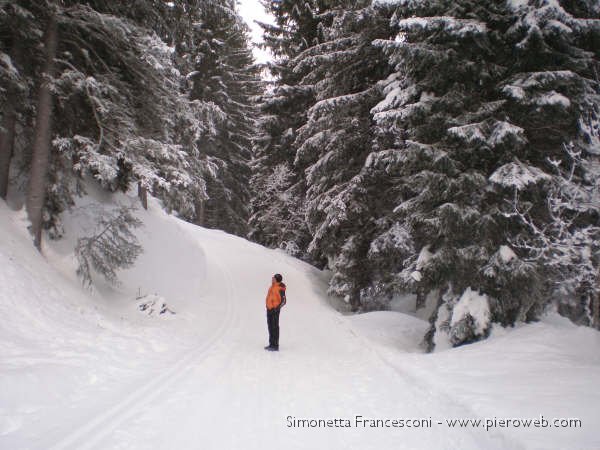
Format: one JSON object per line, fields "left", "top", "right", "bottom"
{"left": 424, "top": 287, "right": 492, "bottom": 351}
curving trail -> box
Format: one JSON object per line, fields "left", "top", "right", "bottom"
{"left": 44, "top": 223, "right": 518, "bottom": 450}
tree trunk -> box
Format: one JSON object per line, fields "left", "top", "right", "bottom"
{"left": 195, "top": 198, "right": 205, "bottom": 226}
{"left": 0, "top": 89, "right": 16, "bottom": 199}
{"left": 349, "top": 290, "right": 361, "bottom": 313}
{"left": 138, "top": 181, "right": 148, "bottom": 210}
{"left": 26, "top": 15, "right": 58, "bottom": 250}
{"left": 593, "top": 268, "right": 600, "bottom": 330}
{"left": 415, "top": 286, "right": 427, "bottom": 310}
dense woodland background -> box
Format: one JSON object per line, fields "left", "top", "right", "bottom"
{"left": 1, "top": 0, "right": 599, "bottom": 350}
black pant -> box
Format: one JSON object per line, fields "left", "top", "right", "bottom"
{"left": 267, "top": 308, "right": 280, "bottom": 348}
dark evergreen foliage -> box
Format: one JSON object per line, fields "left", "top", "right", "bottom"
{"left": 249, "top": 0, "right": 599, "bottom": 347}
{"left": 249, "top": 0, "right": 325, "bottom": 254}
{"left": 369, "top": 0, "right": 599, "bottom": 347}
{"left": 0, "top": 0, "right": 260, "bottom": 246}
{"left": 187, "top": 0, "right": 261, "bottom": 235}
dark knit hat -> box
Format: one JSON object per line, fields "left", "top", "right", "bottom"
{"left": 274, "top": 273, "right": 283, "bottom": 282}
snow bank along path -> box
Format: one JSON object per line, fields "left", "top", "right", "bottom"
{"left": 1, "top": 198, "right": 599, "bottom": 450}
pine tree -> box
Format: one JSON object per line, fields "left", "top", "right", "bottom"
{"left": 508, "top": 144, "right": 600, "bottom": 328}
{"left": 370, "top": 0, "right": 599, "bottom": 349}
{"left": 248, "top": 0, "right": 599, "bottom": 347}
{"left": 289, "top": 1, "right": 393, "bottom": 310}
{"left": 490, "top": 0, "right": 600, "bottom": 331}
{"left": 54, "top": 2, "right": 219, "bottom": 225}
{"left": 0, "top": 2, "right": 39, "bottom": 200}
{"left": 0, "top": 28, "right": 22, "bottom": 199}
{"left": 248, "top": 0, "right": 325, "bottom": 254}
{"left": 0, "top": 1, "right": 227, "bottom": 243}
{"left": 186, "top": 0, "right": 260, "bottom": 236}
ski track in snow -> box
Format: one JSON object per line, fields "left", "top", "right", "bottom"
{"left": 48, "top": 250, "right": 240, "bottom": 450}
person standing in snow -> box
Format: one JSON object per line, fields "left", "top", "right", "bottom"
{"left": 265, "top": 273, "right": 286, "bottom": 351}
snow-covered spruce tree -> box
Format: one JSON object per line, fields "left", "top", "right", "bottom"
{"left": 0, "top": 1, "right": 36, "bottom": 200}
{"left": 50, "top": 2, "right": 216, "bottom": 227}
{"left": 259, "top": 0, "right": 326, "bottom": 60}
{"left": 370, "top": 0, "right": 599, "bottom": 349}
{"left": 75, "top": 205, "right": 143, "bottom": 288}
{"left": 0, "top": 1, "right": 223, "bottom": 245}
{"left": 366, "top": 1, "right": 520, "bottom": 344}
{"left": 491, "top": 0, "right": 600, "bottom": 329}
{"left": 508, "top": 144, "right": 600, "bottom": 328}
{"left": 249, "top": 148, "right": 310, "bottom": 257}
{"left": 289, "top": 1, "right": 393, "bottom": 310}
{"left": 248, "top": 0, "right": 326, "bottom": 255}
{"left": 187, "top": 0, "right": 261, "bottom": 236}
{"left": 249, "top": 88, "right": 312, "bottom": 256}
{"left": 249, "top": 79, "right": 314, "bottom": 256}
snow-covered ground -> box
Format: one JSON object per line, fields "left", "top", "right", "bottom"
{"left": 1, "top": 193, "right": 599, "bottom": 450}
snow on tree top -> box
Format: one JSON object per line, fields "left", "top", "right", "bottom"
{"left": 499, "top": 245, "right": 517, "bottom": 263}
{"left": 489, "top": 159, "right": 551, "bottom": 190}
{"left": 489, "top": 122, "right": 526, "bottom": 147}
{"left": 448, "top": 123, "right": 487, "bottom": 145}
{"left": 396, "top": 17, "right": 488, "bottom": 37}
{"left": 368, "top": 222, "right": 412, "bottom": 256}
{"left": 537, "top": 91, "right": 571, "bottom": 107}
{"left": 308, "top": 91, "right": 373, "bottom": 121}
{"left": 448, "top": 121, "right": 527, "bottom": 148}
{"left": 416, "top": 245, "right": 433, "bottom": 271}
{"left": 372, "top": 0, "right": 402, "bottom": 5}
{"left": 0, "top": 52, "right": 19, "bottom": 79}
{"left": 505, "top": 70, "right": 577, "bottom": 89}
{"left": 508, "top": 0, "right": 599, "bottom": 43}
{"left": 507, "top": 0, "right": 529, "bottom": 11}
{"left": 508, "top": 0, "right": 567, "bottom": 14}
{"left": 371, "top": 85, "right": 419, "bottom": 114}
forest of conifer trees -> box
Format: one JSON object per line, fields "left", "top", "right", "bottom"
{"left": 250, "top": 0, "right": 599, "bottom": 349}
{"left": 0, "top": 0, "right": 259, "bottom": 240}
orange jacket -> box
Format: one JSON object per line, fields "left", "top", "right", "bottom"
{"left": 266, "top": 281, "right": 286, "bottom": 310}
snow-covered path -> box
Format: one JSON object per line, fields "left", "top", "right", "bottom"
{"left": 44, "top": 223, "right": 515, "bottom": 450}
{"left": 2, "top": 199, "right": 599, "bottom": 450}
